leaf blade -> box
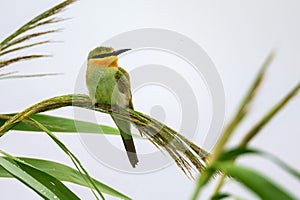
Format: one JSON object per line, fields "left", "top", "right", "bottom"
{"left": 0, "top": 113, "right": 119, "bottom": 135}
{"left": 214, "top": 162, "right": 296, "bottom": 200}
{"left": 28, "top": 117, "right": 105, "bottom": 199}
{"left": 240, "top": 81, "right": 300, "bottom": 146}
{"left": 0, "top": 152, "right": 80, "bottom": 200}
{"left": 220, "top": 147, "right": 300, "bottom": 181}
{"left": 0, "top": 157, "right": 131, "bottom": 200}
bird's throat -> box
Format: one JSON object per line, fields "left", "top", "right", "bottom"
{"left": 89, "top": 57, "right": 119, "bottom": 68}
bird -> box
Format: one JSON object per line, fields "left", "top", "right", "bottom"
{"left": 86, "top": 46, "right": 139, "bottom": 167}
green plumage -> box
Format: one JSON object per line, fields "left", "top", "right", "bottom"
{"left": 86, "top": 47, "right": 139, "bottom": 167}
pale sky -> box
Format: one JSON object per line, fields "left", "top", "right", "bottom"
{"left": 1, "top": 0, "right": 300, "bottom": 199}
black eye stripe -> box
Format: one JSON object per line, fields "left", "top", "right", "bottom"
{"left": 91, "top": 49, "right": 131, "bottom": 59}
{"left": 91, "top": 52, "right": 115, "bottom": 59}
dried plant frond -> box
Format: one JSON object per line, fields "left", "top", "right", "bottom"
{"left": 0, "top": 55, "right": 49, "bottom": 68}
{"left": 0, "top": 0, "right": 75, "bottom": 69}
{"left": 1, "top": 30, "right": 58, "bottom": 52}
{"left": 0, "top": 41, "right": 51, "bottom": 57}
{"left": 0, "top": 71, "right": 18, "bottom": 77}
{"left": 0, "top": 94, "right": 210, "bottom": 178}
{"left": 0, "top": 0, "right": 75, "bottom": 49}
{"left": 30, "top": 17, "right": 66, "bottom": 30}
{"left": 0, "top": 73, "right": 62, "bottom": 80}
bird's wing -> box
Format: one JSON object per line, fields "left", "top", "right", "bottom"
{"left": 114, "top": 67, "right": 132, "bottom": 99}
{"left": 115, "top": 67, "right": 144, "bottom": 136}
{"left": 113, "top": 67, "right": 139, "bottom": 167}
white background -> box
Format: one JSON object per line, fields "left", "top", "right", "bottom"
{"left": 1, "top": 0, "right": 300, "bottom": 199}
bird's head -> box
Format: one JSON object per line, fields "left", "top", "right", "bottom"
{"left": 87, "top": 46, "right": 131, "bottom": 68}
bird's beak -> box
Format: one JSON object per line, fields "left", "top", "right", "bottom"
{"left": 112, "top": 48, "right": 131, "bottom": 56}
{"left": 91, "top": 48, "right": 131, "bottom": 59}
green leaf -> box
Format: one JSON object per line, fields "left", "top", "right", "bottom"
{"left": 210, "top": 193, "right": 245, "bottom": 200}
{"left": 0, "top": 157, "right": 131, "bottom": 200}
{"left": 214, "top": 162, "right": 296, "bottom": 200}
{"left": 240, "top": 81, "right": 300, "bottom": 146}
{"left": 28, "top": 117, "right": 105, "bottom": 200}
{"left": 211, "top": 193, "right": 230, "bottom": 200}
{"left": 191, "top": 52, "right": 275, "bottom": 200}
{"left": 220, "top": 147, "right": 300, "bottom": 181}
{"left": 0, "top": 152, "right": 80, "bottom": 200}
{"left": 0, "top": 113, "right": 119, "bottom": 135}
{"left": 209, "top": 52, "right": 275, "bottom": 164}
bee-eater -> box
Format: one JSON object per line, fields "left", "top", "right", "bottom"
{"left": 86, "top": 46, "right": 139, "bottom": 167}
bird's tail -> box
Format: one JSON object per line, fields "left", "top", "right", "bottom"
{"left": 111, "top": 115, "right": 138, "bottom": 167}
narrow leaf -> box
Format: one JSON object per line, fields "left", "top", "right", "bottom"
{"left": 214, "top": 162, "right": 296, "bottom": 200}
{"left": 0, "top": 113, "right": 119, "bottom": 134}
{"left": 211, "top": 193, "right": 231, "bottom": 200}
{"left": 240, "top": 81, "right": 300, "bottom": 146}
{"left": 0, "top": 151, "right": 80, "bottom": 200}
{"left": 192, "top": 52, "right": 276, "bottom": 200}
{"left": 220, "top": 147, "right": 300, "bottom": 181}
{"left": 0, "top": 157, "right": 131, "bottom": 200}
{"left": 210, "top": 52, "right": 275, "bottom": 162}
{"left": 28, "top": 117, "right": 105, "bottom": 200}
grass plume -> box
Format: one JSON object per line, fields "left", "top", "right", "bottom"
{"left": 0, "top": 94, "right": 209, "bottom": 178}
{"left": 0, "top": 0, "right": 75, "bottom": 75}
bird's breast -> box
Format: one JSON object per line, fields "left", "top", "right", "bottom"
{"left": 86, "top": 66, "right": 122, "bottom": 106}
